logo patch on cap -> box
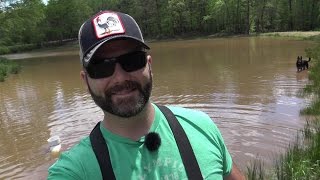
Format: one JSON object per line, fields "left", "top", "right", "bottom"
{"left": 92, "top": 12, "right": 125, "bottom": 39}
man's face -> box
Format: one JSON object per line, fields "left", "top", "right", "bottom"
{"left": 81, "top": 40, "right": 153, "bottom": 118}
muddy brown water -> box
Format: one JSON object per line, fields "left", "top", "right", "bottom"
{"left": 0, "top": 37, "right": 314, "bottom": 179}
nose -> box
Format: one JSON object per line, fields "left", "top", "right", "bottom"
{"left": 111, "top": 63, "right": 130, "bottom": 81}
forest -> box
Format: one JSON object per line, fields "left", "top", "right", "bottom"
{"left": 0, "top": 0, "right": 319, "bottom": 54}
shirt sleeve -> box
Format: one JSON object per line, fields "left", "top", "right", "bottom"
{"left": 222, "top": 142, "right": 233, "bottom": 176}
{"left": 212, "top": 123, "right": 233, "bottom": 176}
{"left": 47, "top": 152, "right": 83, "bottom": 180}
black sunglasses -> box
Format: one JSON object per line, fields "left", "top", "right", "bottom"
{"left": 86, "top": 51, "right": 147, "bottom": 79}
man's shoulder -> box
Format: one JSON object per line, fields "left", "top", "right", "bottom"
{"left": 166, "top": 106, "right": 213, "bottom": 124}
{"left": 48, "top": 136, "right": 100, "bottom": 179}
{"left": 63, "top": 136, "right": 93, "bottom": 157}
{"left": 161, "top": 105, "right": 232, "bottom": 176}
{"left": 50, "top": 136, "right": 94, "bottom": 166}
{"left": 157, "top": 105, "right": 220, "bottom": 132}
{"left": 168, "top": 106, "right": 208, "bottom": 117}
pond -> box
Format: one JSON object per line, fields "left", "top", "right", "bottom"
{"left": 0, "top": 37, "right": 314, "bottom": 179}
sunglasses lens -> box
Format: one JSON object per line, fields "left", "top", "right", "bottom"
{"left": 86, "top": 51, "right": 147, "bottom": 79}
{"left": 120, "top": 51, "right": 147, "bottom": 72}
{"left": 87, "top": 60, "right": 115, "bottom": 79}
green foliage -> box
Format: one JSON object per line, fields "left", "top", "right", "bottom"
{"left": 0, "top": 0, "right": 320, "bottom": 53}
{"left": 300, "top": 39, "right": 320, "bottom": 115}
{"left": 8, "top": 62, "right": 21, "bottom": 74}
{"left": 301, "top": 100, "right": 320, "bottom": 115}
{"left": 246, "top": 119, "right": 320, "bottom": 179}
{"left": 168, "top": 0, "right": 189, "bottom": 35}
{"left": 0, "top": 57, "right": 21, "bottom": 82}
{"left": 45, "top": 0, "right": 93, "bottom": 41}
{"left": 246, "top": 158, "right": 266, "bottom": 180}
{"left": 0, "top": 44, "right": 39, "bottom": 54}
{"left": 0, "top": 46, "right": 10, "bottom": 54}
{"left": 88, "top": 0, "right": 118, "bottom": 12}
{"left": 0, "top": 63, "right": 8, "bottom": 77}
{"left": 0, "top": 0, "right": 46, "bottom": 46}
{"left": 274, "top": 120, "right": 320, "bottom": 180}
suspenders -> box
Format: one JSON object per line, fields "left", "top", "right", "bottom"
{"left": 89, "top": 105, "right": 202, "bottom": 180}
{"left": 158, "top": 105, "right": 202, "bottom": 179}
{"left": 90, "top": 122, "right": 117, "bottom": 179}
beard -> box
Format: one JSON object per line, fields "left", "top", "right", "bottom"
{"left": 88, "top": 76, "right": 152, "bottom": 118}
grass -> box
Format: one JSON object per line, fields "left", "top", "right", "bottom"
{"left": 246, "top": 158, "right": 267, "bottom": 180}
{"left": 0, "top": 57, "right": 21, "bottom": 82}
{"left": 274, "top": 120, "right": 320, "bottom": 180}
{"left": 246, "top": 119, "right": 320, "bottom": 180}
{"left": 246, "top": 33, "right": 320, "bottom": 180}
{"left": 259, "top": 31, "right": 320, "bottom": 40}
{"left": 300, "top": 38, "right": 320, "bottom": 115}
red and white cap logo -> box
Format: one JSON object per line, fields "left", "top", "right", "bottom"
{"left": 92, "top": 12, "right": 125, "bottom": 39}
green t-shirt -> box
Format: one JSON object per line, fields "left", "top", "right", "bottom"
{"left": 48, "top": 104, "right": 232, "bottom": 179}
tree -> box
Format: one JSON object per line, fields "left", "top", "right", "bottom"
{"left": 21, "top": 0, "right": 46, "bottom": 44}
{"left": 309, "top": 0, "right": 319, "bottom": 30}
{"left": 45, "top": 0, "right": 92, "bottom": 41}
{"left": 168, "top": 0, "right": 190, "bottom": 35}
{"left": 0, "top": 0, "right": 320, "bottom": 51}
{"left": 88, "top": 0, "right": 118, "bottom": 13}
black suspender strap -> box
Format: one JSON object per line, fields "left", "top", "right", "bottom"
{"left": 90, "top": 122, "right": 116, "bottom": 180}
{"left": 89, "top": 105, "right": 202, "bottom": 180}
{"left": 157, "top": 105, "right": 203, "bottom": 180}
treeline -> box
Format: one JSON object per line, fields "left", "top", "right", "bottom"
{"left": 0, "top": 0, "right": 319, "bottom": 54}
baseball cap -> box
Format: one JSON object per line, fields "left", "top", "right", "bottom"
{"left": 78, "top": 10, "right": 150, "bottom": 68}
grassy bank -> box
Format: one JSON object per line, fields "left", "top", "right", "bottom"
{"left": 259, "top": 31, "right": 320, "bottom": 40}
{"left": 300, "top": 37, "right": 320, "bottom": 115}
{"left": 247, "top": 119, "right": 320, "bottom": 180}
{"left": 0, "top": 39, "right": 77, "bottom": 55}
{"left": 2, "top": 31, "right": 320, "bottom": 56}
{"left": 0, "top": 57, "right": 21, "bottom": 82}
{"left": 274, "top": 119, "right": 320, "bottom": 180}
{"left": 246, "top": 34, "right": 320, "bottom": 179}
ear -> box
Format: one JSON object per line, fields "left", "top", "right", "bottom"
{"left": 147, "top": 55, "right": 152, "bottom": 64}
{"left": 80, "top": 70, "right": 89, "bottom": 91}
{"left": 147, "top": 55, "right": 152, "bottom": 70}
{"left": 147, "top": 55, "right": 153, "bottom": 76}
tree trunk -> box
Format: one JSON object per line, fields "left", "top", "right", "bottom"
{"left": 260, "top": 0, "right": 267, "bottom": 32}
{"left": 155, "top": 0, "right": 162, "bottom": 35}
{"left": 310, "top": 0, "right": 316, "bottom": 30}
{"left": 236, "top": 0, "right": 240, "bottom": 33}
{"left": 246, "top": 0, "right": 250, "bottom": 34}
{"left": 222, "top": 0, "right": 230, "bottom": 32}
{"left": 288, "top": 0, "right": 293, "bottom": 30}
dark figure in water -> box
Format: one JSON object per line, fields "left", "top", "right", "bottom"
{"left": 296, "top": 56, "right": 311, "bottom": 72}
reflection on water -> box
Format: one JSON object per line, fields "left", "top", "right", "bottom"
{"left": 0, "top": 37, "right": 313, "bottom": 179}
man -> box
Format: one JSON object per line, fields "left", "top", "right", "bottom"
{"left": 48, "top": 10, "right": 245, "bottom": 180}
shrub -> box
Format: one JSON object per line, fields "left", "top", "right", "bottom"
{"left": 8, "top": 63, "right": 21, "bottom": 74}
{"left": 0, "top": 64, "right": 8, "bottom": 77}
{"left": 0, "top": 57, "right": 21, "bottom": 82}
{"left": 0, "top": 46, "right": 10, "bottom": 54}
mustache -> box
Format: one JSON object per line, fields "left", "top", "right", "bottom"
{"left": 106, "top": 81, "right": 141, "bottom": 94}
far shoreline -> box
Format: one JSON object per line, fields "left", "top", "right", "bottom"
{"left": 1, "top": 31, "right": 320, "bottom": 60}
